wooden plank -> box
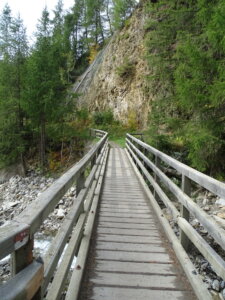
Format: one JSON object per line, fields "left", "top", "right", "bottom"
{"left": 91, "top": 272, "right": 183, "bottom": 289}
{"left": 98, "top": 216, "right": 155, "bottom": 224}
{"left": 92, "top": 287, "right": 193, "bottom": 300}
{"left": 0, "top": 260, "right": 43, "bottom": 300}
{"left": 100, "top": 202, "right": 148, "bottom": 207}
{"left": 65, "top": 146, "right": 108, "bottom": 300}
{"left": 43, "top": 145, "right": 109, "bottom": 293}
{"left": 125, "top": 148, "right": 212, "bottom": 300}
{"left": 97, "top": 227, "right": 158, "bottom": 236}
{"left": 97, "top": 234, "right": 161, "bottom": 244}
{"left": 102, "top": 192, "right": 143, "bottom": 197}
{"left": 125, "top": 147, "right": 180, "bottom": 220}
{"left": 95, "top": 260, "right": 175, "bottom": 274}
{"left": 98, "top": 221, "right": 156, "bottom": 229}
{"left": 104, "top": 187, "right": 142, "bottom": 191}
{"left": 96, "top": 250, "right": 172, "bottom": 263}
{"left": 45, "top": 214, "right": 86, "bottom": 300}
{"left": 99, "top": 208, "right": 149, "bottom": 213}
{"left": 101, "top": 198, "right": 146, "bottom": 202}
{"left": 43, "top": 192, "right": 85, "bottom": 291}
{"left": 100, "top": 203, "right": 149, "bottom": 208}
{"left": 0, "top": 221, "right": 29, "bottom": 260}
{"left": 99, "top": 212, "right": 152, "bottom": 219}
{"left": 96, "top": 242, "right": 165, "bottom": 253}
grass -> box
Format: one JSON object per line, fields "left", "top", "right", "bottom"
{"left": 109, "top": 136, "right": 126, "bottom": 148}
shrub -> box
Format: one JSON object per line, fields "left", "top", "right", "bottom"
{"left": 93, "top": 110, "right": 114, "bottom": 125}
{"left": 116, "top": 57, "right": 135, "bottom": 78}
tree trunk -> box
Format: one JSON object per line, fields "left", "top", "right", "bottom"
{"left": 40, "top": 116, "right": 46, "bottom": 169}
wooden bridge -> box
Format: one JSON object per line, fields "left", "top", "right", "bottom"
{"left": 1, "top": 129, "right": 225, "bottom": 300}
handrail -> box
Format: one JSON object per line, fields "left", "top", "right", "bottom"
{"left": 126, "top": 133, "right": 225, "bottom": 286}
{"left": 127, "top": 133, "right": 225, "bottom": 199}
{"left": 0, "top": 259, "right": 43, "bottom": 300}
{"left": 0, "top": 129, "right": 107, "bottom": 260}
{"left": 0, "top": 129, "right": 108, "bottom": 300}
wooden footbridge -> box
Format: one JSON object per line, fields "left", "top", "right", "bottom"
{"left": 1, "top": 129, "right": 225, "bottom": 300}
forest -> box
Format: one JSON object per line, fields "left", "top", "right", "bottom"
{"left": 0, "top": 0, "right": 136, "bottom": 171}
{"left": 0, "top": 0, "right": 225, "bottom": 178}
{"left": 145, "top": 0, "right": 225, "bottom": 177}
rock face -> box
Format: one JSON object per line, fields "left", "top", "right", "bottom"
{"left": 77, "top": 6, "right": 150, "bottom": 128}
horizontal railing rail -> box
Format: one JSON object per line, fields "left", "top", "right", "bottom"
{"left": 0, "top": 129, "right": 108, "bottom": 300}
{"left": 126, "top": 133, "right": 225, "bottom": 288}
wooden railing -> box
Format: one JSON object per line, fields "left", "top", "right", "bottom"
{"left": 126, "top": 134, "right": 225, "bottom": 285}
{"left": 0, "top": 129, "right": 108, "bottom": 300}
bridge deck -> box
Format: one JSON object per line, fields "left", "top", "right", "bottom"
{"left": 79, "top": 147, "right": 196, "bottom": 300}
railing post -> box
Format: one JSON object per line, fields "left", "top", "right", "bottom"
{"left": 180, "top": 174, "right": 191, "bottom": 251}
{"left": 11, "top": 237, "right": 33, "bottom": 275}
{"left": 11, "top": 237, "right": 42, "bottom": 299}
{"left": 154, "top": 156, "right": 160, "bottom": 201}
{"left": 91, "top": 154, "right": 97, "bottom": 168}
{"left": 76, "top": 171, "right": 85, "bottom": 197}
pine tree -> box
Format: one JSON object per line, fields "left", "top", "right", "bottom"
{"left": 0, "top": 5, "right": 28, "bottom": 167}
{"left": 24, "top": 8, "right": 53, "bottom": 168}
{"left": 24, "top": 7, "right": 73, "bottom": 168}
{"left": 112, "top": 0, "right": 136, "bottom": 29}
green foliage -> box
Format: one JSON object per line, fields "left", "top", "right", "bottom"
{"left": 116, "top": 57, "right": 135, "bottom": 77}
{"left": 145, "top": 0, "right": 225, "bottom": 175}
{"left": 93, "top": 110, "right": 114, "bottom": 125}
{"left": 0, "top": 5, "right": 28, "bottom": 168}
{"left": 112, "top": 0, "right": 136, "bottom": 29}
{"left": 0, "top": 0, "right": 138, "bottom": 170}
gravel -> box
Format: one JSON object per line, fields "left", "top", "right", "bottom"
{"left": 0, "top": 169, "right": 76, "bottom": 284}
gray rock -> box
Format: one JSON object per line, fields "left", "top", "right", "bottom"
{"left": 222, "top": 288, "right": 225, "bottom": 300}
{"left": 203, "top": 206, "right": 210, "bottom": 211}
{"left": 57, "top": 208, "right": 65, "bottom": 219}
{"left": 216, "top": 198, "right": 225, "bottom": 207}
{"left": 203, "top": 198, "right": 208, "bottom": 206}
{"left": 212, "top": 279, "right": 220, "bottom": 291}
{"left": 200, "top": 262, "right": 208, "bottom": 272}
{"left": 221, "top": 281, "right": 225, "bottom": 289}
{"left": 191, "top": 219, "right": 200, "bottom": 227}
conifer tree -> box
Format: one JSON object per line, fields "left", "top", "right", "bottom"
{"left": 112, "top": 0, "right": 136, "bottom": 29}
{"left": 0, "top": 5, "right": 28, "bottom": 167}
{"left": 24, "top": 8, "right": 53, "bottom": 168}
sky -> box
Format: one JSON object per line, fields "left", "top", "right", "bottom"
{"left": 0, "top": 0, "right": 75, "bottom": 41}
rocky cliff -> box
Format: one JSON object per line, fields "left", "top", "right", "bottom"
{"left": 76, "top": 6, "right": 150, "bottom": 129}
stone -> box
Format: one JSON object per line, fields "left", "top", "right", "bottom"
{"left": 216, "top": 198, "right": 225, "bottom": 207}
{"left": 222, "top": 288, "right": 225, "bottom": 300}
{"left": 203, "top": 206, "right": 210, "bottom": 211}
{"left": 217, "top": 212, "right": 225, "bottom": 219}
{"left": 200, "top": 262, "right": 208, "bottom": 272}
{"left": 221, "top": 281, "right": 225, "bottom": 289}
{"left": 203, "top": 198, "right": 208, "bottom": 206}
{"left": 191, "top": 219, "right": 200, "bottom": 227}
{"left": 199, "top": 228, "right": 208, "bottom": 235}
{"left": 57, "top": 208, "right": 65, "bottom": 219}
{"left": 212, "top": 279, "right": 220, "bottom": 291}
